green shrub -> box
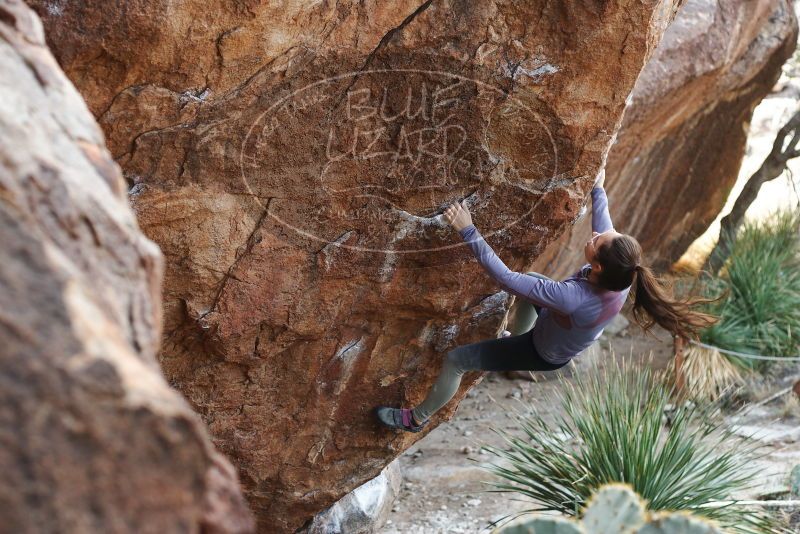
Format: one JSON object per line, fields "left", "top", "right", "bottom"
{"left": 700, "top": 208, "right": 800, "bottom": 369}
{"left": 477, "top": 357, "right": 774, "bottom": 533}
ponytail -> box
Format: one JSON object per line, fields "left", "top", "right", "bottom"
{"left": 597, "top": 235, "right": 723, "bottom": 339}
{"left": 630, "top": 264, "right": 721, "bottom": 340}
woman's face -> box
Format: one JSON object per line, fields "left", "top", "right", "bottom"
{"left": 584, "top": 230, "right": 619, "bottom": 267}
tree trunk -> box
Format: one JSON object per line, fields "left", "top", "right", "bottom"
{"left": 704, "top": 108, "right": 800, "bottom": 274}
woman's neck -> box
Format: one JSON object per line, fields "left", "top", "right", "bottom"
{"left": 587, "top": 268, "right": 602, "bottom": 287}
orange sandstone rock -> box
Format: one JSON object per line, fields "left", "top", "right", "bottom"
{"left": 27, "top": 0, "right": 685, "bottom": 530}
{"left": 534, "top": 0, "right": 798, "bottom": 276}
{"left": 0, "top": 2, "right": 253, "bottom": 532}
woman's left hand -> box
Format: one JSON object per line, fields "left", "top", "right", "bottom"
{"left": 443, "top": 200, "right": 473, "bottom": 232}
{"left": 594, "top": 168, "right": 606, "bottom": 188}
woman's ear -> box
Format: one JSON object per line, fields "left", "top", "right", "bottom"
{"left": 591, "top": 261, "right": 603, "bottom": 273}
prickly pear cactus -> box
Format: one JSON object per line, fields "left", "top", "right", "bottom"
{"left": 492, "top": 516, "right": 584, "bottom": 534}
{"left": 581, "top": 484, "right": 645, "bottom": 532}
{"left": 492, "top": 484, "right": 726, "bottom": 534}
{"left": 638, "top": 514, "right": 724, "bottom": 534}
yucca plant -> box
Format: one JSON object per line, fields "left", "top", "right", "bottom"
{"left": 665, "top": 342, "right": 744, "bottom": 401}
{"left": 699, "top": 208, "right": 800, "bottom": 370}
{"left": 476, "top": 355, "right": 776, "bottom": 533}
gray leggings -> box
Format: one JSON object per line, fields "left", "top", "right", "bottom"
{"left": 412, "top": 272, "right": 568, "bottom": 422}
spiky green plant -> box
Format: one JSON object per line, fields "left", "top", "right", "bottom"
{"left": 699, "top": 208, "right": 800, "bottom": 370}
{"left": 476, "top": 356, "right": 775, "bottom": 533}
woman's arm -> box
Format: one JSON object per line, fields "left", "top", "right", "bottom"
{"left": 442, "top": 200, "right": 584, "bottom": 313}
{"left": 592, "top": 170, "right": 614, "bottom": 233}
{"left": 458, "top": 224, "right": 584, "bottom": 314}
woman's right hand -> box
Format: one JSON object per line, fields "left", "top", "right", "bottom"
{"left": 443, "top": 200, "right": 473, "bottom": 232}
{"left": 594, "top": 169, "right": 606, "bottom": 188}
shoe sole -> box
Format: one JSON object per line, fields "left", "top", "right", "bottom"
{"left": 375, "top": 407, "right": 424, "bottom": 433}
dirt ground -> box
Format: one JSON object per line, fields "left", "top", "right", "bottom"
{"left": 379, "top": 315, "right": 800, "bottom": 533}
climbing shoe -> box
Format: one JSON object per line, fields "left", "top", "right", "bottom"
{"left": 375, "top": 407, "right": 427, "bottom": 433}
{"left": 501, "top": 330, "right": 511, "bottom": 338}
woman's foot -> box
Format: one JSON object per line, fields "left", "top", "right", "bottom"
{"left": 375, "top": 407, "right": 427, "bottom": 433}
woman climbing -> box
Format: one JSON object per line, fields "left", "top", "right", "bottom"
{"left": 375, "top": 169, "right": 719, "bottom": 433}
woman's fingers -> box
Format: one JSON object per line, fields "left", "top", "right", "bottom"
{"left": 443, "top": 201, "right": 465, "bottom": 226}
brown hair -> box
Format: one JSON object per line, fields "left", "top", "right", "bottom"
{"left": 594, "top": 234, "right": 722, "bottom": 340}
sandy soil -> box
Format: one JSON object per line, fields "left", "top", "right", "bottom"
{"left": 378, "top": 317, "right": 800, "bottom": 533}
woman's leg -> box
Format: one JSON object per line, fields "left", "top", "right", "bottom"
{"left": 508, "top": 271, "right": 551, "bottom": 335}
{"left": 377, "top": 271, "right": 561, "bottom": 432}
{"left": 411, "top": 330, "right": 565, "bottom": 423}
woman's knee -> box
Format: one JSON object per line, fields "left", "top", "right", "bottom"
{"left": 444, "top": 347, "right": 471, "bottom": 373}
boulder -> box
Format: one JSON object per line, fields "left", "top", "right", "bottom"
{"left": 0, "top": 2, "right": 253, "bottom": 532}
{"left": 26, "top": 0, "right": 684, "bottom": 530}
{"left": 533, "top": 0, "right": 799, "bottom": 276}
{"left": 298, "top": 460, "right": 402, "bottom": 534}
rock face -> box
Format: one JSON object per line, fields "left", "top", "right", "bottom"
{"left": 533, "top": 0, "right": 798, "bottom": 277}
{"left": 26, "top": 0, "right": 686, "bottom": 530}
{"left": 0, "top": 2, "right": 254, "bottom": 532}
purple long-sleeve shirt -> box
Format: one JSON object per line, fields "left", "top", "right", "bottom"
{"left": 458, "top": 185, "right": 630, "bottom": 365}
